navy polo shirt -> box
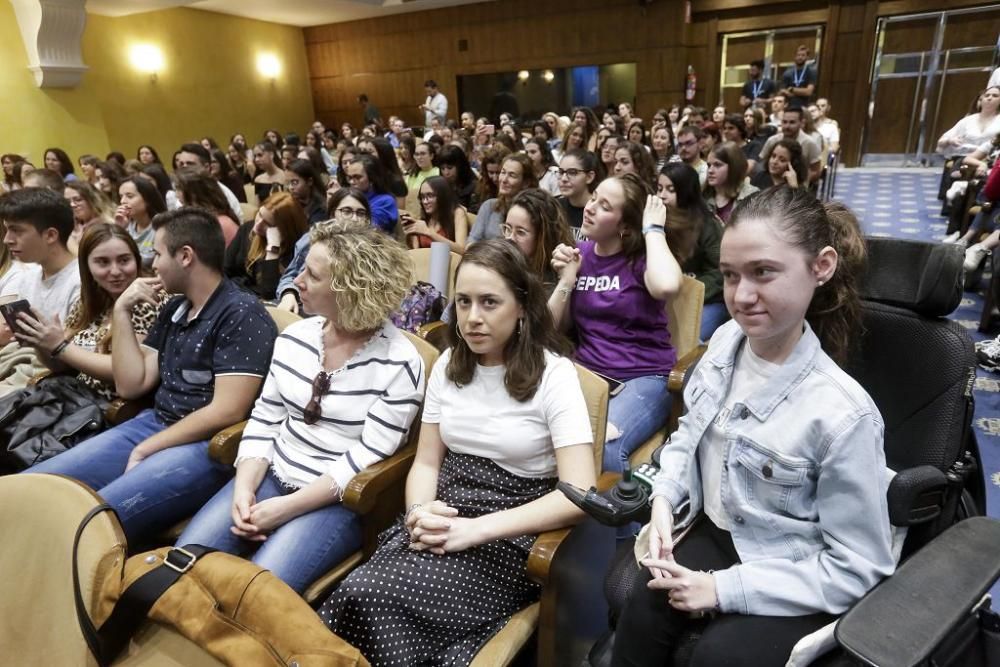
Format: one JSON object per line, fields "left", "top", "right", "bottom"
{"left": 142, "top": 278, "right": 277, "bottom": 424}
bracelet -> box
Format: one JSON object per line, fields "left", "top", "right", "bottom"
{"left": 642, "top": 224, "right": 666, "bottom": 236}
{"left": 404, "top": 503, "right": 423, "bottom": 523}
{"left": 556, "top": 285, "right": 573, "bottom": 301}
{"left": 50, "top": 339, "right": 70, "bottom": 357}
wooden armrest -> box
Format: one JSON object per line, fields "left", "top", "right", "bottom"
{"left": 209, "top": 421, "right": 247, "bottom": 465}
{"left": 342, "top": 443, "right": 417, "bottom": 513}
{"left": 105, "top": 395, "right": 153, "bottom": 426}
{"left": 417, "top": 320, "right": 449, "bottom": 351}
{"left": 527, "top": 472, "right": 622, "bottom": 586}
{"left": 668, "top": 345, "right": 706, "bottom": 393}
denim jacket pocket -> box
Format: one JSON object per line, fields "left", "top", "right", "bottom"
{"left": 734, "top": 441, "right": 815, "bottom": 515}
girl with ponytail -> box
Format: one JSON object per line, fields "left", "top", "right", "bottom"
{"left": 613, "top": 185, "right": 895, "bottom": 666}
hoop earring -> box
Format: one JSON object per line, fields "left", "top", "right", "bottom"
{"left": 517, "top": 318, "right": 524, "bottom": 335}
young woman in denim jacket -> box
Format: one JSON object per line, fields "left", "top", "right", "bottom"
{"left": 612, "top": 186, "right": 896, "bottom": 666}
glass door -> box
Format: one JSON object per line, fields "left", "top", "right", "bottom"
{"left": 861, "top": 6, "right": 1000, "bottom": 166}
{"left": 718, "top": 26, "right": 823, "bottom": 111}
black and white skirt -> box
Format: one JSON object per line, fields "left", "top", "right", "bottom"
{"left": 318, "top": 450, "right": 556, "bottom": 666}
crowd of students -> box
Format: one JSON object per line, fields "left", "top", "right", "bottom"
{"left": 0, "top": 60, "right": 914, "bottom": 664}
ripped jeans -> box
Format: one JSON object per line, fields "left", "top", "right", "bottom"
{"left": 602, "top": 374, "right": 672, "bottom": 473}
{"left": 27, "top": 409, "right": 232, "bottom": 544}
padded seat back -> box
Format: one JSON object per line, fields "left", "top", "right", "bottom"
{"left": 0, "top": 474, "right": 126, "bottom": 664}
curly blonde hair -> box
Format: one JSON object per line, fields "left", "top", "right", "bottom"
{"left": 309, "top": 220, "right": 413, "bottom": 332}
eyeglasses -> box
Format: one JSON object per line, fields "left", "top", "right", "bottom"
{"left": 557, "top": 168, "right": 586, "bottom": 178}
{"left": 66, "top": 197, "right": 84, "bottom": 206}
{"left": 303, "top": 371, "right": 330, "bottom": 425}
{"left": 501, "top": 223, "right": 532, "bottom": 240}
{"left": 677, "top": 139, "right": 698, "bottom": 148}
{"left": 335, "top": 207, "right": 369, "bottom": 221}
{"left": 418, "top": 193, "right": 437, "bottom": 201}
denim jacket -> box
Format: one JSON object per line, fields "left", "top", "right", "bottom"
{"left": 651, "top": 319, "right": 895, "bottom": 616}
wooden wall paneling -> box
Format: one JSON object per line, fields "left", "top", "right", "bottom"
{"left": 837, "top": 0, "right": 869, "bottom": 32}
{"left": 705, "top": 17, "right": 721, "bottom": 107}
{"left": 844, "top": 0, "right": 880, "bottom": 165}
{"left": 715, "top": 8, "right": 829, "bottom": 33}
{"left": 829, "top": 32, "right": 863, "bottom": 83}
{"left": 881, "top": 16, "right": 937, "bottom": 53}
{"left": 876, "top": 0, "right": 998, "bottom": 16}
{"left": 943, "top": 8, "right": 1000, "bottom": 50}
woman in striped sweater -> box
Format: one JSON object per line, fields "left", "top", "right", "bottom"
{"left": 177, "top": 219, "right": 425, "bottom": 593}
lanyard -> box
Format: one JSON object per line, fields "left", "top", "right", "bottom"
{"left": 792, "top": 65, "right": 806, "bottom": 87}
{"left": 752, "top": 79, "right": 763, "bottom": 99}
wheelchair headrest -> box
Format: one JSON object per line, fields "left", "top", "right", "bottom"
{"left": 859, "top": 238, "right": 963, "bottom": 317}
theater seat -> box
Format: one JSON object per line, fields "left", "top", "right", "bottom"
{"left": 408, "top": 247, "right": 461, "bottom": 297}
{"left": 628, "top": 274, "right": 705, "bottom": 467}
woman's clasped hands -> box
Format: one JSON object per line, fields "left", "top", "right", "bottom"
{"left": 406, "top": 500, "right": 486, "bottom": 555}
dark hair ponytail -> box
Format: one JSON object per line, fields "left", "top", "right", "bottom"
{"left": 728, "top": 186, "right": 866, "bottom": 365}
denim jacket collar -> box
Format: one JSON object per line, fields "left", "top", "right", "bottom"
{"left": 705, "top": 320, "right": 822, "bottom": 420}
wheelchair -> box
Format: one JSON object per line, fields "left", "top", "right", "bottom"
{"left": 563, "top": 237, "right": 1000, "bottom": 666}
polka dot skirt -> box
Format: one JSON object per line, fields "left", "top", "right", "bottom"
{"left": 318, "top": 452, "right": 556, "bottom": 666}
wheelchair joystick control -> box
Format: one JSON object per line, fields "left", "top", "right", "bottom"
{"left": 558, "top": 465, "right": 654, "bottom": 527}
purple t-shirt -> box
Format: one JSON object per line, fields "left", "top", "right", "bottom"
{"left": 571, "top": 241, "right": 675, "bottom": 382}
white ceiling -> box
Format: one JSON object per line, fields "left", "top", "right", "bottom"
{"left": 87, "top": 0, "right": 495, "bottom": 27}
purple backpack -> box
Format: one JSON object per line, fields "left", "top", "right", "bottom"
{"left": 391, "top": 281, "right": 446, "bottom": 333}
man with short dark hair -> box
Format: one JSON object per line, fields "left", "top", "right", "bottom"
{"left": 0, "top": 188, "right": 80, "bottom": 348}
{"left": 780, "top": 45, "right": 817, "bottom": 107}
{"left": 384, "top": 116, "right": 404, "bottom": 149}
{"left": 739, "top": 59, "right": 777, "bottom": 109}
{"left": 769, "top": 92, "right": 787, "bottom": 126}
{"left": 28, "top": 207, "right": 277, "bottom": 542}
{"left": 676, "top": 125, "right": 708, "bottom": 186}
{"left": 758, "top": 105, "right": 823, "bottom": 182}
{"left": 812, "top": 98, "right": 840, "bottom": 153}
{"left": 420, "top": 79, "right": 448, "bottom": 127}
{"left": 174, "top": 142, "right": 244, "bottom": 221}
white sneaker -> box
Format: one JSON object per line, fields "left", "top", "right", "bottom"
{"left": 942, "top": 231, "right": 962, "bottom": 244}
{"left": 964, "top": 243, "right": 990, "bottom": 272}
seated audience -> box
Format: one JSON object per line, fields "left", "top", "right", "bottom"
{"left": 758, "top": 105, "right": 822, "bottom": 183}
{"left": 704, "top": 143, "right": 758, "bottom": 224}
{"left": 651, "top": 124, "right": 675, "bottom": 172}
{"left": 811, "top": 98, "right": 841, "bottom": 153}
{"left": 503, "top": 188, "right": 575, "bottom": 290}
{"left": 78, "top": 155, "right": 100, "bottom": 186}
{"left": 403, "top": 139, "right": 439, "bottom": 217}
{"left": 27, "top": 208, "right": 277, "bottom": 543}
{"left": 2, "top": 154, "right": 20, "bottom": 193}
{"left": 94, "top": 160, "right": 125, "bottom": 202}
{"left": 276, "top": 188, "right": 371, "bottom": 314}
{"left": 658, "top": 163, "right": 726, "bottom": 341}
{"left": 225, "top": 191, "right": 308, "bottom": 300}
{"left": 548, "top": 174, "right": 682, "bottom": 473}
{"left": 676, "top": 125, "right": 708, "bottom": 187}
{"left": 599, "top": 134, "right": 622, "bottom": 180}
{"left": 402, "top": 175, "right": 467, "bottom": 253}
{"left": 284, "top": 158, "right": 328, "bottom": 225}
{"left": 435, "top": 145, "right": 477, "bottom": 211}
{"left": 627, "top": 120, "right": 650, "bottom": 149}
{"left": 44, "top": 148, "right": 77, "bottom": 182}
{"left": 614, "top": 141, "right": 658, "bottom": 192}
{"left": 23, "top": 169, "right": 65, "bottom": 191}
{"left": 562, "top": 122, "right": 589, "bottom": 156}
{"left": 175, "top": 143, "right": 244, "bottom": 221}
{"left": 137, "top": 145, "right": 162, "bottom": 166}
{"left": 174, "top": 169, "right": 240, "bottom": 247}
{"left": 467, "top": 153, "right": 538, "bottom": 244}
{"left": 64, "top": 182, "right": 113, "bottom": 255}
{"left": 556, "top": 149, "right": 600, "bottom": 234}
{"left": 252, "top": 141, "right": 286, "bottom": 204}
{"left": 320, "top": 239, "right": 596, "bottom": 664}
{"left": 0, "top": 189, "right": 81, "bottom": 390}
{"left": 750, "top": 138, "right": 809, "bottom": 191}
{"left": 343, "top": 154, "right": 399, "bottom": 234}
{"left": 937, "top": 86, "right": 1000, "bottom": 156}
{"left": 0, "top": 224, "right": 166, "bottom": 469}
{"left": 178, "top": 220, "right": 423, "bottom": 592}
{"left": 612, "top": 187, "right": 894, "bottom": 667}
{"left": 0, "top": 238, "right": 26, "bottom": 298}
{"left": 210, "top": 149, "right": 248, "bottom": 204}
{"left": 360, "top": 136, "right": 408, "bottom": 206}
{"left": 524, "top": 137, "right": 561, "bottom": 195}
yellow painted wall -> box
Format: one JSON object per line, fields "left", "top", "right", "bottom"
{"left": 0, "top": 5, "right": 314, "bottom": 165}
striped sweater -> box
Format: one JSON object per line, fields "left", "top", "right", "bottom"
{"left": 237, "top": 317, "right": 425, "bottom": 492}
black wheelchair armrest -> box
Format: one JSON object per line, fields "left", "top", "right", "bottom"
{"left": 835, "top": 517, "right": 1000, "bottom": 666}
{"left": 887, "top": 465, "right": 949, "bottom": 526}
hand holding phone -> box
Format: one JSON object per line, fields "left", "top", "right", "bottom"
{"left": 0, "top": 298, "right": 31, "bottom": 333}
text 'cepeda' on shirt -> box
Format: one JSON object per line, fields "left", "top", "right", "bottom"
{"left": 142, "top": 279, "right": 278, "bottom": 424}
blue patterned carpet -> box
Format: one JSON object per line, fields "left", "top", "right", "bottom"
{"left": 834, "top": 167, "right": 1000, "bottom": 597}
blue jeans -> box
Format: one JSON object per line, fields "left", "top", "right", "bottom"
{"left": 177, "top": 469, "right": 362, "bottom": 593}
{"left": 700, "top": 301, "right": 730, "bottom": 344}
{"left": 603, "top": 374, "right": 672, "bottom": 474}
{"left": 27, "top": 409, "right": 233, "bottom": 543}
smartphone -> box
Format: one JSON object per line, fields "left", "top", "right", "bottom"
{"left": 484, "top": 124, "right": 496, "bottom": 136}
{"left": 0, "top": 298, "right": 31, "bottom": 332}
{"left": 591, "top": 370, "right": 625, "bottom": 397}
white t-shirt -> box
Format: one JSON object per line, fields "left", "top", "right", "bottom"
{"left": 0, "top": 260, "right": 28, "bottom": 298}
{"left": 17, "top": 259, "right": 81, "bottom": 323}
{"left": 422, "top": 348, "right": 593, "bottom": 477}
{"left": 698, "top": 341, "right": 779, "bottom": 529}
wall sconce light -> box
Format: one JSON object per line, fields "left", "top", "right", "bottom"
{"left": 256, "top": 53, "right": 282, "bottom": 80}
{"left": 542, "top": 69, "right": 555, "bottom": 83}
{"left": 129, "top": 44, "right": 164, "bottom": 82}
{"left": 517, "top": 70, "right": 530, "bottom": 83}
